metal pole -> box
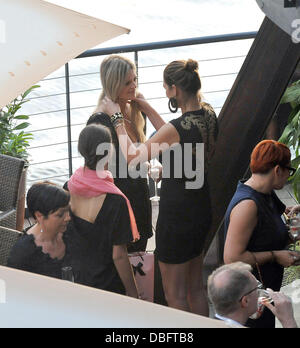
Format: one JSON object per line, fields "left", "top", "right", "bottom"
{"left": 65, "top": 63, "right": 73, "bottom": 177}
{"left": 134, "top": 50, "right": 147, "bottom": 135}
{"left": 76, "top": 32, "right": 257, "bottom": 59}
{"left": 134, "top": 51, "right": 139, "bottom": 78}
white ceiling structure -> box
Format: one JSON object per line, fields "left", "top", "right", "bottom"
{"left": 0, "top": 0, "right": 130, "bottom": 108}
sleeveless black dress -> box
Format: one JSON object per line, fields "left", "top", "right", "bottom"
{"left": 224, "top": 181, "right": 289, "bottom": 328}
{"left": 87, "top": 113, "right": 153, "bottom": 252}
{"left": 155, "top": 104, "right": 218, "bottom": 264}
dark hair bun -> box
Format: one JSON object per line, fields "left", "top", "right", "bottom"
{"left": 185, "top": 59, "right": 198, "bottom": 72}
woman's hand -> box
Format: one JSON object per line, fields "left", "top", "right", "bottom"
{"left": 113, "top": 244, "right": 139, "bottom": 299}
{"left": 101, "top": 96, "right": 121, "bottom": 116}
{"left": 132, "top": 93, "right": 152, "bottom": 114}
{"left": 273, "top": 250, "right": 300, "bottom": 267}
{"left": 132, "top": 92, "right": 166, "bottom": 131}
{"left": 286, "top": 205, "right": 300, "bottom": 217}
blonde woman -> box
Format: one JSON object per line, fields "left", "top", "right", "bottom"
{"left": 87, "top": 55, "right": 152, "bottom": 252}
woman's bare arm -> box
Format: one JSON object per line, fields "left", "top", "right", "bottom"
{"left": 101, "top": 96, "right": 180, "bottom": 164}
{"left": 113, "top": 244, "right": 138, "bottom": 298}
{"left": 224, "top": 199, "right": 300, "bottom": 267}
{"left": 133, "top": 94, "right": 166, "bottom": 131}
{"left": 224, "top": 200, "right": 259, "bottom": 265}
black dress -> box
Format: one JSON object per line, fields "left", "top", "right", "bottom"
{"left": 64, "top": 194, "right": 134, "bottom": 294}
{"left": 224, "top": 181, "right": 289, "bottom": 328}
{"left": 87, "top": 113, "right": 152, "bottom": 252}
{"left": 7, "top": 229, "right": 65, "bottom": 279}
{"left": 155, "top": 105, "right": 218, "bottom": 264}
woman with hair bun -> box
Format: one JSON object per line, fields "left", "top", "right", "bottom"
{"left": 65, "top": 124, "right": 139, "bottom": 298}
{"left": 102, "top": 58, "right": 218, "bottom": 315}
{"left": 224, "top": 140, "right": 300, "bottom": 328}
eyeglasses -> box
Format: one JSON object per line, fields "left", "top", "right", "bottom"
{"left": 239, "top": 281, "right": 264, "bottom": 302}
{"left": 281, "top": 165, "right": 297, "bottom": 177}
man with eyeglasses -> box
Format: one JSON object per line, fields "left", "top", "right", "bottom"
{"left": 207, "top": 262, "right": 298, "bottom": 328}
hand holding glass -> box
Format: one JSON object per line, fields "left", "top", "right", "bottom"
{"left": 288, "top": 217, "right": 300, "bottom": 251}
{"left": 62, "top": 266, "right": 74, "bottom": 282}
{"left": 149, "top": 159, "right": 162, "bottom": 202}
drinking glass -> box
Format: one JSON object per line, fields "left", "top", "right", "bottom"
{"left": 288, "top": 217, "right": 300, "bottom": 251}
{"left": 61, "top": 266, "right": 75, "bottom": 282}
{"left": 149, "top": 159, "right": 161, "bottom": 202}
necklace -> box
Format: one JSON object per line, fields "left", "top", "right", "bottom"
{"left": 122, "top": 110, "right": 132, "bottom": 124}
{"left": 121, "top": 105, "right": 132, "bottom": 125}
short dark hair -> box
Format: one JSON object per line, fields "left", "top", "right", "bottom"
{"left": 86, "top": 113, "right": 104, "bottom": 126}
{"left": 27, "top": 181, "right": 70, "bottom": 219}
{"left": 78, "top": 124, "right": 112, "bottom": 170}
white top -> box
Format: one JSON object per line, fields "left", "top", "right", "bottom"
{"left": 215, "top": 313, "right": 245, "bottom": 328}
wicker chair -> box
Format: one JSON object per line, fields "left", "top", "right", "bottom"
{"left": 0, "top": 154, "right": 25, "bottom": 229}
{"left": 0, "top": 226, "right": 23, "bottom": 266}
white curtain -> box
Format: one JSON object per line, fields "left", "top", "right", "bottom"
{"left": 0, "top": 0, "right": 130, "bottom": 108}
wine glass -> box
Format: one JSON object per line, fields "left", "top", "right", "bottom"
{"left": 288, "top": 217, "right": 300, "bottom": 251}
{"left": 149, "top": 159, "right": 161, "bottom": 202}
{"left": 61, "top": 266, "right": 74, "bottom": 283}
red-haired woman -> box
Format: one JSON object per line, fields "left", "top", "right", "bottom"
{"left": 224, "top": 140, "right": 299, "bottom": 328}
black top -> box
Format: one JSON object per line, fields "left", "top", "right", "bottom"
{"left": 155, "top": 105, "right": 218, "bottom": 264}
{"left": 87, "top": 112, "right": 152, "bottom": 251}
{"left": 64, "top": 193, "right": 133, "bottom": 294}
{"left": 224, "top": 181, "right": 289, "bottom": 328}
{"left": 7, "top": 229, "right": 65, "bottom": 279}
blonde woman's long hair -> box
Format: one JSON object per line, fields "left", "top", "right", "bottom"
{"left": 95, "top": 55, "right": 146, "bottom": 143}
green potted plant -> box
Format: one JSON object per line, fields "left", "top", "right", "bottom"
{"left": 0, "top": 85, "right": 39, "bottom": 159}
{"left": 279, "top": 80, "right": 300, "bottom": 201}
{"left": 0, "top": 85, "right": 39, "bottom": 230}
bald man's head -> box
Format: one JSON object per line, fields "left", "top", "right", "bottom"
{"left": 208, "top": 262, "right": 254, "bottom": 316}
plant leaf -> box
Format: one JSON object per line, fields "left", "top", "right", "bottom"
{"left": 13, "top": 122, "right": 30, "bottom": 130}
{"left": 14, "top": 115, "right": 29, "bottom": 120}
{"left": 22, "top": 85, "right": 40, "bottom": 99}
{"left": 281, "top": 82, "right": 300, "bottom": 105}
{"left": 279, "top": 123, "right": 293, "bottom": 144}
{"left": 292, "top": 156, "right": 300, "bottom": 169}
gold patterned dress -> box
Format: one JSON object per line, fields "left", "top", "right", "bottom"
{"left": 155, "top": 104, "right": 218, "bottom": 264}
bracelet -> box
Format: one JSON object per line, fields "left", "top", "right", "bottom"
{"left": 111, "top": 112, "right": 124, "bottom": 126}
{"left": 114, "top": 120, "right": 125, "bottom": 129}
{"left": 250, "top": 252, "right": 264, "bottom": 287}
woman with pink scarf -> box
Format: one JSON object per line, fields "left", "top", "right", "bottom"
{"left": 65, "top": 124, "right": 139, "bottom": 298}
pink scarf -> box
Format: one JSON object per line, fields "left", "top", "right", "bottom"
{"left": 68, "top": 167, "right": 140, "bottom": 242}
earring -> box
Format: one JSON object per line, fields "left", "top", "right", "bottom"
{"left": 168, "top": 97, "right": 178, "bottom": 113}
